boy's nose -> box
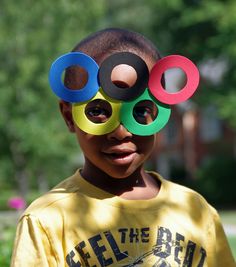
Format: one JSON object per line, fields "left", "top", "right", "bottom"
{"left": 106, "top": 123, "right": 132, "bottom": 141}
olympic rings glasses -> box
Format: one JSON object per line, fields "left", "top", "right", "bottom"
{"left": 49, "top": 51, "right": 199, "bottom": 136}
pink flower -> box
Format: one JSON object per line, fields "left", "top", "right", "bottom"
{"left": 8, "top": 197, "right": 26, "bottom": 210}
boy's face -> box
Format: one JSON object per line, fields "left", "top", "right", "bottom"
{"left": 74, "top": 122, "right": 156, "bottom": 179}
{"left": 60, "top": 53, "right": 157, "bottom": 179}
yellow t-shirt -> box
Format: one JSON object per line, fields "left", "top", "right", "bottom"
{"left": 11, "top": 170, "right": 235, "bottom": 267}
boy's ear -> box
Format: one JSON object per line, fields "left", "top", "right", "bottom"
{"left": 59, "top": 100, "right": 76, "bottom": 132}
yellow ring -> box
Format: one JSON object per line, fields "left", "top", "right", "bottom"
{"left": 72, "top": 88, "right": 121, "bottom": 135}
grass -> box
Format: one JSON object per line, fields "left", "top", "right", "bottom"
{"left": 220, "top": 210, "right": 236, "bottom": 224}
{"left": 228, "top": 236, "right": 236, "bottom": 259}
{"left": 0, "top": 212, "right": 18, "bottom": 267}
{"left": 0, "top": 225, "right": 15, "bottom": 266}
{"left": 220, "top": 210, "right": 236, "bottom": 259}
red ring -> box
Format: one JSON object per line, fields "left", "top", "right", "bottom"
{"left": 148, "top": 55, "right": 200, "bottom": 105}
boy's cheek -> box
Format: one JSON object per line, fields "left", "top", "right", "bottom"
{"left": 59, "top": 100, "right": 76, "bottom": 132}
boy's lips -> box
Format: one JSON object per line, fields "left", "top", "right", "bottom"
{"left": 102, "top": 147, "right": 137, "bottom": 165}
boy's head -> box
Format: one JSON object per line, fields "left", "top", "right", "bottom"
{"left": 50, "top": 27, "right": 199, "bottom": 179}
{"left": 59, "top": 28, "right": 167, "bottom": 136}
{"left": 57, "top": 28, "right": 162, "bottom": 179}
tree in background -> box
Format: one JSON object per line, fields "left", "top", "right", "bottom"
{"left": 0, "top": 0, "right": 106, "bottom": 196}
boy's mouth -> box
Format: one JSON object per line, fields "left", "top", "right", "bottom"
{"left": 107, "top": 152, "right": 134, "bottom": 159}
{"left": 102, "top": 148, "right": 137, "bottom": 164}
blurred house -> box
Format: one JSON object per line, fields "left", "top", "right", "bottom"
{"left": 149, "top": 64, "right": 235, "bottom": 180}
{"left": 151, "top": 104, "right": 235, "bottom": 180}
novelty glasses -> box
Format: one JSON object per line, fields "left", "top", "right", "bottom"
{"left": 49, "top": 51, "right": 199, "bottom": 136}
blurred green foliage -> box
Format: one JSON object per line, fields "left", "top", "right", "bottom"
{"left": 0, "top": 190, "right": 41, "bottom": 210}
{"left": 0, "top": 0, "right": 236, "bottom": 200}
{"left": 195, "top": 155, "right": 236, "bottom": 207}
{"left": 0, "top": 0, "right": 107, "bottom": 195}
{"left": 0, "top": 224, "right": 15, "bottom": 266}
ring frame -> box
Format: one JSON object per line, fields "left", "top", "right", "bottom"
{"left": 148, "top": 55, "right": 200, "bottom": 105}
{"left": 121, "top": 89, "right": 171, "bottom": 136}
{"left": 49, "top": 52, "right": 99, "bottom": 103}
{"left": 98, "top": 52, "right": 149, "bottom": 101}
{"left": 72, "top": 88, "right": 121, "bottom": 135}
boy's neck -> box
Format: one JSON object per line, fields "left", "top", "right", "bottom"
{"left": 80, "top": 160, "right": 160, "bottom": 200}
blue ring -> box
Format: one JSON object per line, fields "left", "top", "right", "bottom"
{"left": 49, "top": 52, "right": 99, "bottom": 103}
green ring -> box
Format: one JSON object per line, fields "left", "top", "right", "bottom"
{"left": 120, "top": 89, "right": 171, "bottom": 136}
{"left": 72, "top": 88, "right": 121, "bottom": 135}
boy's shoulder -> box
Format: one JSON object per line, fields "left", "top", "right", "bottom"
{"left": 21, "top": 170, "right": 83, "bottom": 218}
{"left": 21, "top": 170, "right": 217, "bottom": 222}
{"left": 150, "top": 171, "right": 217, "bottom": 214}
{"left": 153, "top": 171, "right": 205, "bottom": 198}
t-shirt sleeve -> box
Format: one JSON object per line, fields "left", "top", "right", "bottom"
{"left": 10, "top": 214, "right": 57, "bottom": 267}
{"left": 211, "top": 208, "right": 236, "bottom": 266}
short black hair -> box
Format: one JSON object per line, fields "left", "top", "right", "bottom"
{"left": 71, "top": 27, "right": 161, "bottom": 63}
{"left": 64, "top": 28, "right": 162, "bottom": 90}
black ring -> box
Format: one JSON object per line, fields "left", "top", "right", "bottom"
{"left": 98, "top": 52, "right": 149, "bottom": 101}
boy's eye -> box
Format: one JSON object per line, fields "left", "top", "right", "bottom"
{"left": 133, "top": 100, "right": 158, "bottom": 125}
{"left": 134, "top": 106, "right": 152, "bottom": 117}
{"left": 85, "top": 99, "right": 112, "bottom": 123}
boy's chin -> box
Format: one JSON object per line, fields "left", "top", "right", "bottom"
{"left": 102, "top": 165, "right": 142, "bottom": 180}
{"left": 82, "top": 157, "right": 144, "bottom": 180}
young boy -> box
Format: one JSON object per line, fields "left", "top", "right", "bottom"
{"left": 11, "top": 28, "right": 235, "bottom": 267}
